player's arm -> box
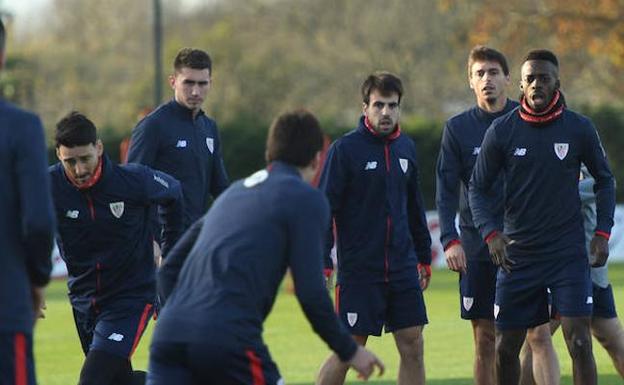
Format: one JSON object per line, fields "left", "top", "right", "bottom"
{"left": 581, "top": 123, "right": 615, "bottom": 266}
{"left": 468, "top": 126, "right": 514, "bottom": 271}
{"left": 209, "top": 127, "right": 230, "bottom": 198}
{"left": 435, "top": 124, "right": 466, "bottom": 273}
{"left": 14, "top": 116, "right": 56, "bottom": 318}
{"left": 406, "top": 145, "right": 433, "bottom": 289}
{"left": 158, "top": 217, "right": 204, "bottom": 303}
{"left": 317, "top": 142, "right": 347, "bottom": 279}
{"left": 142, "top": 168, "right": 184, "bottom": 256}
{"left": 127, "top": 117, "right": 158, "bottom": 166}
{"left": 288, "top": 191, "right": 358, "bottom": 361}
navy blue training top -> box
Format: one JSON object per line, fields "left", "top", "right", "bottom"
{"left": 319, "top": 116, "right": 432, "bottom": 284}
{"left": 436, "top": 100, "right": 517, "bottom": 260}
{"left": 155, "top": 162, "right": 358, "bottom": 362}
{"left": 50, "top": 155, "right": 184, "bottom": 315}
{"left": 0, "top": 101, "right": 55, "bottom": 333}
{"left": 127, "top": 99, "right": 229, "bottom": 228}
{"left": 469, "top": 108, "right": 615, "bottom": 260}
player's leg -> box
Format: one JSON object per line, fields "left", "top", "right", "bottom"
{"left": 0, "top": 332, "right": 36, "bottom": 385}
{"left": 388, "top": 276, "right": 428, "bottom": 385}
{"left": 80, "top": 303, "right": 154, "bottom": 385}
{"left": 590, "top": 284, "right": 624, "bottom": 377}
{"left": 460, "top": 259, "right": 497, "bottom": 385}
{"left": 550, "top": 255, "right": 595, "bottom": 385}
{"left": 494, "top": 259, "right": 551, "bottom": 385}
{"left": 524, "top": 321, "right": 560, "bottom": 385}
{"left": 316, "top": 282, "right": 383, "bottom": 385}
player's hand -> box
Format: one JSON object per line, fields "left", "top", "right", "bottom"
{"left": 347, "top": 346, "right": 385, "bottom": 381}
{"left": 487, "top": 233, "right": 515, "bottom": 273}
{"left": 445, "top": 243, "right": 467, "bottom": 274}
{"left": 31, "top": 286, "right": 46, "bottom": 322}
{"left": 417, "top": 263, "right": 431, "bottom": 291}
{"left": 589, "top": 235, "right": 609, "bottom": 267}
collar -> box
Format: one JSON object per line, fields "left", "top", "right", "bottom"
{"left": 518, "top": 90, "right": 565, "bottom": 125}
{"left": 267, "top": 161, "right": 302, "bottom": 178}
{"left": 65, "top": 156, "right": 104, "bottom": 190}
{"left": 169, "top": 99, "right": 205, "bottom": 120}
{"left": 360, "top": 116, "right": 401, "bottom": 141}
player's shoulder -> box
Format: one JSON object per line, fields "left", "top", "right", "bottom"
{"left": 0, "top": 101, "right": 42, "bottom": 132}
{"left": 563, "top": 109, "right": 593, "bottom": 128}
{"left": 445, "top": 107, "right": 477, "bottom": 131}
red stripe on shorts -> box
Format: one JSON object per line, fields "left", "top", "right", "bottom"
{"left": 245, "top": 349, "right": 266, "bottom": 385}
{"left": 14, "top": 333, "right": 27, "bottom": 385}
{"left": 129, "top": 303, "right": 153, "bottom": 357}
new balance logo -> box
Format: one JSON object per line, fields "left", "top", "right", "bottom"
{"left": 153, "top": 174, "right": 169, "bottom": 188}
{"left": 176, "top": 140, "right": 187, "bottom": 148}
{"left": 107, "top": 333, "right": 124, "bottom": 342}
{"left": 364, "top": 161, "right": 377, "bottom": 170}
{"left": 513, "top": 148, "right": 527, "bottom": 156}
{"left": 65, "top": 210, "right": 79, "bottom": 219}
{"left": 472, "top": 147, "right": 481, "bottom": 155}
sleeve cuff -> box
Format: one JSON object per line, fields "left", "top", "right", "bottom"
{"left": 418, "top": 263, "right": 432, "bottom": 277}
{"left": 595, "top": 231, "right": 610, "bottom": 240}
{"left": 323, "top": 268, "right": 333, "bottom": 278}
{"left": 443, "top": 239, "right": 461, "bottom": 251}
{"left": 484, "top": 230, "right": 499, "bottom": 243}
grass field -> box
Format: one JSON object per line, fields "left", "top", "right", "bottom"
{"left": 35, "top": 264, "right": 624, "bottom": 385}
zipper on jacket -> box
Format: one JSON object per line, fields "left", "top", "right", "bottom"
{"left": 85, "top": 194, "right": 96, "bottom": 220}
{"left": 383, "top": 141, "right": 391, "bottom": 282}
{"left": 93, "top": 262, "right": 102, "bottom": 314}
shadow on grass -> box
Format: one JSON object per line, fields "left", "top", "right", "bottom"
{"left": 290, "top": 374, "right": 623, "bottom": 385}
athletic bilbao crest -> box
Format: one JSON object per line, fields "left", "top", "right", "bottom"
{"left": 206, "top": 137, "right": 214, "bottom": 153}
{"left": 109, "top": 201, "right": 124, "bottom": 218}
{"left": 399, "top": 158, "right": 408, "bottom": 174}
{"left": 554, "top": 143, "right": 569, "bottom": 160}
{"left": 463, "top": 297, "right": 474, "bottom": 311}
{"left": 347, "top": 312, "right": 358, "bottom": 327}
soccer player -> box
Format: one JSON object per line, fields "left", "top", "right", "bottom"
{"left": 437, "top": 45, "right": 558, "bottom": 385}
{"left": 316, "top": 72, "right": 432, "bottom": 385}
{"left": 128, "top": 47, "right": 229, "bottom": 232}
{"left": 49, "top": 112, "right": 184, "bottom": 385}
{"left": 469, "top": 49, "right": 616, "bottom": 385}
{"left": 519, "top": 167, "right": 624, "bottom": 384}
{"left": 0, "top": 18, "right": 56, "bottom": 385}
{"left": 148, "top": 109, "right": 384, "bottom": 385}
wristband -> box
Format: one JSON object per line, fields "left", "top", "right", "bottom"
{"left": 444, "top": 239, "right": 461, "bottom": 251}
{"left": 323, "top": 268, "right": 333, "bottom": 278}
{"left": 595, "top": 231, "right": 610, "bottom": 240}
{"left": 484, "top": 230, "right": 499, "bottom": 244}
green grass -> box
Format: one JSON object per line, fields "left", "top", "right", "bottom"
{"left": 35, "top": 264, "right": 624, "bottom": 384}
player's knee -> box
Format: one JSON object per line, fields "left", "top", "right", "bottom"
{"left": 475, "top": 327, "right": 495, "bottom": 357}
{"left": 395, "top": 331, "right": 424, "bottom": 361}
{"left": 566, "top": 333, "right": 593, "bottom": 360}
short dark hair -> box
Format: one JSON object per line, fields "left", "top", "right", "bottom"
{"left": 361, "top": 71, "right": 403, "bottom": 105}
{"left": 524, "top": 49, "right": 559, "bottom": 68}
{"left": 468, "top": 45, "right": 510, "bottom": 76}
{"left": 265, "top": 109, "right": 324, "bottom": 167}
{"left": 174, "top": 48, "right": 212, "bottom": 73}
{"left": 0, "top": 18, "right": 6, "bottom": 55}
{"left": 55, "top": 111, "right": 98, "bottom": 148}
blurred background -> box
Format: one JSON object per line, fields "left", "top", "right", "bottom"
{"left": 1, "top": 0, "right": 623, "bottom": 206}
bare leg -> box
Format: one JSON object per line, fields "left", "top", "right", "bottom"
{"left": 471, "top": 319, "right": 495, "bottom": 385}
{"left": 393, "top": 325, "right": 425, "bottom": 385}
{"left": 496, "top": 328, "right": 527, "bottom": 385}
{"left": 316, "top": 335, "right": 368, "bottom": 385}
{"left": 525, "top": 322, "right": 560, "bottom": 385}
{"left": 591, "top": 316, "right": 624, "bottom": 378}
{"left": 560, "top": 316, "right": 596, "bottom": 385}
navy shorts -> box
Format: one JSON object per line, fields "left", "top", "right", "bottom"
{"left": 459, "top": 259, "right": 498, "bottom": 320}
{"left": 552, "top": 284, "right": 617, "bottom": 319}
{"left": 73, "top": 303, "right": 154, "bottom": 359}
{"left": 335, "top": 276, "right": 428, "bottom": 336}
{"left": 495, "top": 255, "right": 592, "bottom": 330}
{"left": 0, "top": 332, "right": 35, "bottom": 385}
{"left": 147, "top": 338, "right": 282, "bottom": 385}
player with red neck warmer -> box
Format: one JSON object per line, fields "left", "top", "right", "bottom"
{"left": 469, "top": 49, "right": 615, "bottom": 385}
